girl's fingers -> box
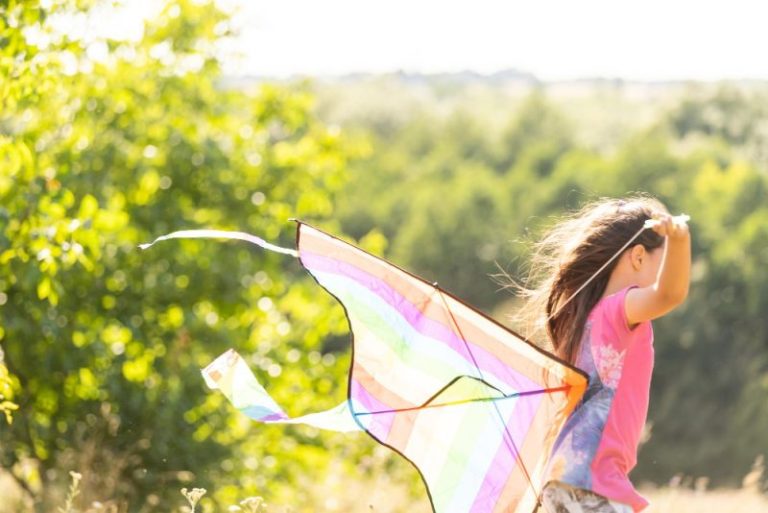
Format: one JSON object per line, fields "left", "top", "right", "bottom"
{"left": 651, "top": 214, "right": 672, "bottom": 236}
{"left": 646, "top": 214, "right": 689, "bottom": 238}
{"left": 670, "top": 217, "right": 690, "bottom": 238}
{"left": 657, "top": 215, "right": 689, "bottom": 238}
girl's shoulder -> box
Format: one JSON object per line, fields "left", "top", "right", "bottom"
{"left": 589, "top": 285, "right": 652, "bottom": 345}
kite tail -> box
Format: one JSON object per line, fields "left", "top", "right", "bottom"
{"left": 139, "top": 229, "right": 299, "bottom": 257}
{"left": 202, "top": 349, "right": 362, "bottom": 433}
{"left": 140, "top": 229, "right": 361, "bottom": 432}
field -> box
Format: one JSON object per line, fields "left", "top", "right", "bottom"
{"left": 2, "top": 460, "right": 767, "bottom": 513}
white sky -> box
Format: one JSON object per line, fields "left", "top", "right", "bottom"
{"left": 109, "top": 0, "right": 768, "bottom": 81}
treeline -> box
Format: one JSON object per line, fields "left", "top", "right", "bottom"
{"left": 326, "top": 79, "right": 768, "bottom": 487}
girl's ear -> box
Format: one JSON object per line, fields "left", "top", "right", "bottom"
{"left": 629, "top": 244, "right": 645, "bottom": 271}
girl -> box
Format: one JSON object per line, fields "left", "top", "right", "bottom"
{"left": 516, "top": 197, "right": 691, "bottom": 513}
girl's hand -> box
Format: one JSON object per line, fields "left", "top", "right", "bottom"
{"left": 649, "top": 214, "right": 689, "bottom": 240}
{"left": 626, "top": 213, "right": 691, "bottom": 325}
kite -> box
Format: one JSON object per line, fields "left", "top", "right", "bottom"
{"left": 141, "top": 221, "right": 590, "bottom": 513}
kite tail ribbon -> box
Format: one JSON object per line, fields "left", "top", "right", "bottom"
{"left": 202, "top": 349, "right": 362, "bottom": 433}
{"left": 140, "top": 229, "right": 359, "bottom": 432}
{"left": 139, "top": 229, "right": 299, "bottom": 257}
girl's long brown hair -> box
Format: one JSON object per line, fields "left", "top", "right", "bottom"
{"left": 513, "top": 196, "right": 667, "bottom": 365}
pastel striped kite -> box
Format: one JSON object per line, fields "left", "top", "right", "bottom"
{"left": 141, "top": 221, "right": 589, "bottom": 513}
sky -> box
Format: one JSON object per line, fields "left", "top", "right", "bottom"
{"left": 106, "top": 0, "right": 768, "bottom": 81}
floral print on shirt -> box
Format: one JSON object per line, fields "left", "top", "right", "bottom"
{"left": 594, "top": 343, "right": 626, "bottom": 389}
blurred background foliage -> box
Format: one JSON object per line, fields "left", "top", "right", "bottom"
{"left": 1, "top": 0, "right": 767, "bottom": 511}
{"left": 1, "top": 0, "right": 372, "bottom": 510}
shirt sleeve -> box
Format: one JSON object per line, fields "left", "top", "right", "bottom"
{"left": 598, "top": 285, "right": 645, "bottom": 348}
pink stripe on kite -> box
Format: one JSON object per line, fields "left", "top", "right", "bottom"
{"left": 350, "top": 379, "right": 396, "bottom": 440}
{"left": 301, "top": 251, "right": 540, "bottom": 396}
{"left": 468, "top": 392, "right": 544, "bottom": 512}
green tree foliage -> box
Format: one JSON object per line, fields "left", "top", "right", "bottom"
{"left": 645, "top": 159, "right": 768, "bottom": 484}
{"left": 1, "top": 0, "right": 367, "bottom": 510}
{"left": 667, "top": 84, "right": 768, "bottom": 170}
{"left": 1, "top": 0, "right": 82, "bottom": 426}
{"left": 331, "top": 82, "right": 768, "bottom": 489}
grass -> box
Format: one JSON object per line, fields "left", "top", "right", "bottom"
{"left": 642, "top": 486, "right": 768, "bottom": 513}
{"left": 1, "top": 462, "right": 766, "bottom": 513}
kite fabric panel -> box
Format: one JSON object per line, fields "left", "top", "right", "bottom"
{"left": 201, "top": 221, "right": 588, "bottom": 513}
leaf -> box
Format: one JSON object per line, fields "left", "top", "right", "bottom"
{"left": 78, "top": 194, "right": 99, "bottom": 219}
{"left": 37, "top": 276, "right": 51, "bottom": 300}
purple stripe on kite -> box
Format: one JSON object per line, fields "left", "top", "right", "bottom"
{"left": 241, "top": 406, "right": 288, "bottom": 422}
{"left": 468, "top": 393, "right": 544, "bottom": 513}
{"left": 261, "top": 412, "right": 290, "bottom": 422}
{"left": 301, "top": 251, "right": 541, "bottom": 395}
{"left": 351, "top": 379, "right": 396, "bottom": 440}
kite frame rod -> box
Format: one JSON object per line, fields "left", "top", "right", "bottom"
{"left": 353, "top": 384, "right": 572, "bottom": 416}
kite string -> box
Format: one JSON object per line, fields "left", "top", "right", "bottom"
{"left": 543, "top": 214, "right": 688, "bottom": 329}
{"left": 549, "top": 223, "right": 647, "bottom": 321}
{"left": 526, "top": 222, "right": 648, "bottom": 345}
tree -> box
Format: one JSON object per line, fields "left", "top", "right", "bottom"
{"left": 1, "top": 0, "right": 365, "bottom": 510}
{"left": 330, "top": 80, "right": 768, "bottom": 489}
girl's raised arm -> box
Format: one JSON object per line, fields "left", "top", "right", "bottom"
{"left": 625, "top": 215, "right": 691, "bottom": 325}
